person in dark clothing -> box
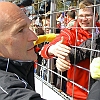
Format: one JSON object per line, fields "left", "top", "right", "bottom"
{"left": 17, "top": 0, "right": 51, "bottom": 14}
{"left": 0, "top": 1, "right": 45, "bottom": 100}
{"left": 39, "top": 0, "right": 51, "bottom": 14}
{"left": 17, "top": 0, "right": 33, "bottom": 7}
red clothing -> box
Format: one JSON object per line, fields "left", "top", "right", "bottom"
{"left": 41, "top": 25, "right": 99, "bottom": 99}
{"left": 67, "top": 58, "right": 90, "bottom": 100}
{"left": 34, "top": 46, "right": 41, "bottom": 69}
{"left": 64, "top": 17, "right": 69, "bottom": 25}
{"left": 96, "top": 22, "right": 100, "bottom": 30}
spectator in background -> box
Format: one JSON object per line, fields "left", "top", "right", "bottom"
{"left": 40, "top": 0, "right": 99, "bottom": 99}
{"left": 39, "top": 0, "right": 51, "bottom": 14}
{"left": 41, "top": 13, "right": 61, "bottom": 86}
{"left": 30, "top": 15, "right": 45, "bottom": 75}
{"left": 58, "top": 33, "right": 100, "bottom": 99}
{"left": 57, "top": 12, "right": 65, "bottom": 29}
{"left": 42, "top": 14, "right": 51, "bottom": 34}
{"left": 0, "top": 2, "right": 45, "bottom": 100}
{"left": 17, "top": 0, "right": 51, "bottom": 15}
{"left": 42, "top": 14, "right": 60, "bottom": 34}
{"left": 30, "top": 16, "right": 44, "bottom": 35}
{"left": 17, "top": 0, "right": 33, "bottom": 7}
{"left": 66, "top": 10, "right": 76, "bottom": 28}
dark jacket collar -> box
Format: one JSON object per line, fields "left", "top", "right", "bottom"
{"left": 0, "top": 56, "right": 35, "bottom": 90}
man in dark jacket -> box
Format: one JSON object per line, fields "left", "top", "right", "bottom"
{"left": 0, "top": 1, "right": 45, "bottom": 100}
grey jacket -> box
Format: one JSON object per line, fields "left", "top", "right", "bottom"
{"left": 69, "top": 34, "right": 100, "bottom": 64}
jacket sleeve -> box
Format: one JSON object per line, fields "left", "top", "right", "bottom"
{"left": 0, "top": 73, "right": 45, "bottom": 100}
{"left": 69, "top": 38, "right": 91, "bottom": 64}
{"left": 41, "top": 28, "right": 75, "bottom": 59}
{"left": 69, "top": 34, "right": 100, "bottom": 64}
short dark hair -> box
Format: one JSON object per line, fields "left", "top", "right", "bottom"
{"left": 67, "top": 11, "right": 75, "bottom": 19}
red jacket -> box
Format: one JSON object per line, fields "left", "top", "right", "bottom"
{"left": 41, "top": 25, "right": 99, "bottom": 99}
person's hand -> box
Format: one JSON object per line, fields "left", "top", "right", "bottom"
{"left": 48, "top": 36, "right": 71, "bottom": 59}
{"left": 90, "top": 57, "right": 100, "bottom": 79}
{"left": 56, "top": 56, "right": 71, "bottom": 72}
{"left": 48, "top": 36, "right": 71, "bottom": 71}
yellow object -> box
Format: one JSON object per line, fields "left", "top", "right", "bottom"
{"left": 90, "top": 57, "right": 100, "bottom": 79}
{"left": 34, "top": 33, "right": 57, "bottom": 45}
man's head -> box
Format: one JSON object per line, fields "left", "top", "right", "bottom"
{"left": 30, "top": 16, "right": 44, "bottom": 36}
{"left": 78, "top": 0, "right": 98, "bottom": 32}
{"left": 42, "top": 15, "right": 50, "bottom": 33}
{"left": 67, "top": 11, "right": 75, "bottom": 20}
{"left": 0, "top": 2, "right": 38, "bottom": 61}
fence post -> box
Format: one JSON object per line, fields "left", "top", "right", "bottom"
{"left": 47, "top": 0, "right": 57, "bottom": 84}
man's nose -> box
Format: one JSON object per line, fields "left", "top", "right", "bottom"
{"left": 28, "top": 30, "right": 38, "bottom": 41}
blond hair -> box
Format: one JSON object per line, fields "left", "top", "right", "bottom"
{"left": 79, "top": 0, "right": 97, "bottom": 14}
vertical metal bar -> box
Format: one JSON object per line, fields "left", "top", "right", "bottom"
{"left": 47, "top": 0, "right": 57, "bottom": 84}
{"left": 60, "top": 72, "right": 62, "bottom": 90}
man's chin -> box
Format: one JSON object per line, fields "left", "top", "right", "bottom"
{"left": 26, "top": 55, "right": 37, "bottom": 62}
{"left": 32, "top": 54, "right": 37, "bottom": 62}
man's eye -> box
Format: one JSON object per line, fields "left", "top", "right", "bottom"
{"left": 19, "top": 29, "right": 23, "bottom": 32}
{"left": 78, "top": 15, "right": 83, "bottom": 17}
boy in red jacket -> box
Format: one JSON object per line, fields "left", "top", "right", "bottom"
{"left": 41, "top": 0, "right": 100, "bottom": 99}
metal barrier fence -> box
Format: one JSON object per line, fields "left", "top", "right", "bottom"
{"left": 34, "top": 1, "right": 100, "bottom": 99}
{"left": 5, "top": 0, "right": 100, "bottom": 99}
